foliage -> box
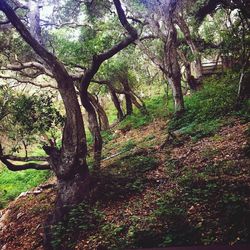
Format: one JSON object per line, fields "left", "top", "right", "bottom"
{"left": 118, "top": 95, "right": 169, "bottom": 131}
{"left": 169, "top": 73, "right": 243, "bottom": 139}
{"left": 12, "top": 93, "right": 64, "bottom": 135}
{"left": 93, "top": 155, "right": 158, "bottom": 201}
{"left": 51, "top": 202, "right": 103, "bottom": 249}
{"left": 0, "top": 90, "right": 64, "bottom": 154}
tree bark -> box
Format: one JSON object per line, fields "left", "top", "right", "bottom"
{"left": 176, "top": 15, "right": 203, "bottom": 84}
{"left": 121, "top": 79, "right": 133, "bottom": 115}
{"left": 109, "top": 87, "right": 125, "bottom": 121}
{"left": 178, "top": 49, "right": 198, "bottom": 92}
{"left": 80, "top": 90, "right": 103, "bottom": 170}
{"left": 164, "top": 23, "right": 185, "bottom": 114}
{"left": 88, "top": 93, "right": 109, "bottom": 131}
{"left": 0, "top": 0, "right": 90, "bottom": 224}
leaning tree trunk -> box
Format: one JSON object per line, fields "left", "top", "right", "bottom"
{"left": 237, "top": 68, "right": 250, "bottom": 107}
{"left": 109, "top": 87, "right": 125, "bottom": 121}
{"left": 178, "top": 49, "right": 198, "bottom": 92}
{"left": 88, "top": 93, "right": 109, "bottom": 131}
{"left": 80, "top": 90, "right": 103, "bottom": 170}
{"left": 176, "top": 15, "right": 203, "bottom": 84}
{"left": 130, "top": 92, "right": 148, "bottom": 115}
{"left": 121, "top": 79, "right": 133, "bottom": 115}
{"left": 164, "top": 23, "right": 185, "bottom": 114}
{"left": 0, "top": 0, "right": 90, "bottom": 222}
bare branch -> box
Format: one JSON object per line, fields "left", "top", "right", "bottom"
{"left": 0, "top": 74, "right": 56, "bottom": 89}
{"left": 4, "top": 155, "right": 48, "bottom": 162}
{"left": 0, "top": 145, "right": 50, "bottom": 171}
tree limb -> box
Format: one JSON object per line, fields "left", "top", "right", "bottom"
{"left": 4, "top": 155, "right": 48, "bottom": 162}
{"left": 0, "top": 145, "right": 50, "bottom": 171}
{"left": 80, "top": 0, "right": 138, "bottom": 92}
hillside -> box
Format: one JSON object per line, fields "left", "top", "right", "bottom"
{"left": 0, "top": 115, "right": 249, "bottom": 249}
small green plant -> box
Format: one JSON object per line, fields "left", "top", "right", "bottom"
{"left": 201, "top": 147, "right": 220, "bottom": 159}
{"left": 51, "top": 202, "right": 103, "bottom": 249}
{"left": 169, "top": 74, "right": 242, "bottom": 139}
{"left": 120, "top": 139, "right": 137, "bottom": 152}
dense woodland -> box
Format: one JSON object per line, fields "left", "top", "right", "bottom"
{"left": 0, "top": 0, "right": 249, "bottom": 249}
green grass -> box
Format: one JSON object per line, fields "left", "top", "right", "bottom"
{"left": 118, "top": 95, "right": 171, "bottom": 131}
{"left": 0, "top": 165, "right": 51, "bottom": 208}
{"left": 169, "top": 72, "right": 249, "bottom": 139}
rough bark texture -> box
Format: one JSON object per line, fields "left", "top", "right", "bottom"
{"left": 80, "top": 91, "right": 103, "bottom": 170}
{"left": 0, "top": 1, "right": 90, "bottom": 241}
{"left": 164, "top": 23, "right": 185, "bottom": 113}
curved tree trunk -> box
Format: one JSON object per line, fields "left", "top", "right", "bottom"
{"left": 121, "top": 79, "right": 133, "bottom": 115}
{"left": 178, "top": 49, "right": 198, "bottom": 92}
{"left": 130, "top": 92, "right": 148, "bottom": 115}
{"left": 0, "top": 3, "right": 90, "bottom": 249}
{"left": 80, "top": 90, "right": 103, "bottom": 170}
{"left": 0, "top": 0, "right": 89, "bottom": 208}
{"left": 164, "top": 23, "right": 185, "bottom": 114}
{"left": 109, "top": 87, "right": 124, "bottom": 121}
{"left": 88, "top": 93, "right": 109, "bottom": 131}
{"left": 176, "top": 15, "right": 203, "bottom": 84}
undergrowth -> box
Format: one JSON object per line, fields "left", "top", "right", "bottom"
{"left": 0, "top": 166, "right": 51, "bottom": 208}
{"left": 169, "top": 73, "right": 249, "bottom": 140}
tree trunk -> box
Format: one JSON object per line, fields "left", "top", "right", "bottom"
{"left": 237, "top": 69, "right": 250, "bottom": 106}
{"left": 176, "top": 15, "right": 203, "bottom": 83}
{"left": 121, "top": 79, "right": 133, "bottom": 115}
{"left": 130, "top": 92, "right": 148, "bottom": 115}
{"left": 28, "top": 0, "right": 44, "bottom": 46}
{"left": 109, "top": 87, "right": 124, "bottom": 121}
{"left": 178, "top": 49, "right": 198, "bottom": 92}
{"left": 185, "top": 63, "right": 198, "bottom": 92}
{"left": 88, "top": 93, "right": 109, "bottom": 131}
{"left": 22, "top": 140, "right": 28, "bottom": 158}
{"left": 80, "top": 90, "right": 103, "bottom": 170}
{"left": 0, "top": 0, "right": 90, "bottom": 218}
{"left": 164, "top": 23, "right": 185, "bottom": 114}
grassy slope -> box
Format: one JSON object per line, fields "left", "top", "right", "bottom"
{"left": 0, "top": 73, "right": 250, "bottom": 249}
{"left": 0, "top": 148, "right": 51, "bottom": 208}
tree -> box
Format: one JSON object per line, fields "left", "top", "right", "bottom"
{"left": 0, "top": 0, "right": 138, "bottom": 246}
{"left": 129, "top": 0, "right": 185, "bottom": 113}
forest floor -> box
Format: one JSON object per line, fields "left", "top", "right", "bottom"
{"left": 0, "top": 117, "right": 249, "bottom": 250}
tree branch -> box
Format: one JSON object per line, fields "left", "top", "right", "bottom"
{"left": 4, "top": 155, "right": 48, "bottom": 162}
{"left": 0, "top": 74, "right": 56, "bottom": 89}
{"left": 0, "top": 145, "right": 50, "bottom": 171}
{"left": 80, "top": 0, "right": 138, "bottom": 92}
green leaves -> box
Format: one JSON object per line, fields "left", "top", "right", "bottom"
{"left": 12, "top": 93, "right": 64, "bottom": 137}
